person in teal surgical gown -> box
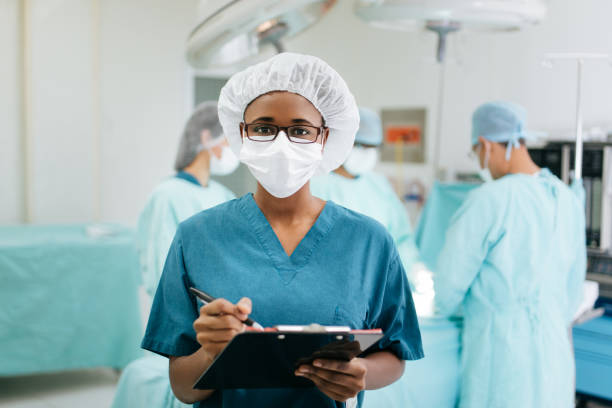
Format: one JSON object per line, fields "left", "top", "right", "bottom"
{"left": 434, "top": 101, "right": 587, "bottom": 408}
{"left": 142, "top": 53, "right": 423, "bottom": 408}
{"left": 310, "top": 107, "right": 419, "bottom": 275}
{"left": 112, "top": 101, "right": 237, "bottom": 408}
{"left": 137, "top": 101, "right": 237, "bottom": 297}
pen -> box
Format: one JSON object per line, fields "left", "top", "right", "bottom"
{"left": 189, "top": 287, "right": 264, "bottom": 330}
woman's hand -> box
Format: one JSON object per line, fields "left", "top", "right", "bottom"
{"left": 193, "top": 297, "right": 252, "bottom": 359}
{"left": 295, "top": 358, "right": 367, "bottom": 402}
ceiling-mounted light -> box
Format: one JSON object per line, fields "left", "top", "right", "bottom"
{"left": 355, "top": 0, "right": 547, "bottom": 62}
{"left": 186, "top": 0, "right": 337, "bottom": 71}
{"left": 355, "top": 0, "right": 547, "bottom": 31}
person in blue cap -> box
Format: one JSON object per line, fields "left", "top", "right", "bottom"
{"left": 310, "top": 107, "right": 420, "bottom": 277}
{"left": 433, "top": 101, "right": 587, "bottom": 407}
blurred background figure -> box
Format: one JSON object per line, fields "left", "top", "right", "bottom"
{"left": 137, "top": 101, "right": 237, "bottom": 298}
{"left": 433, "top": 101, "right": 587, "bottom": 408}
{"left": 112, "top": 101, "right": 238, "bottom": 408}
{"left": 310, "top": 107, "right": 420, "bottom": 276}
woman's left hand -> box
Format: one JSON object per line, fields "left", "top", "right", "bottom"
{"left": 295, "top": 358, "right": 367, "bottom": 402}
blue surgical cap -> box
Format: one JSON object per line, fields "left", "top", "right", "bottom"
{"left": 472, "top": 101, "right": 539, "bottom": 160}
{"left": 355, "top": 107, "right": 383, "bottom": 146}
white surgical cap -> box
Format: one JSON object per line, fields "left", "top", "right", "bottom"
{"left": 218, "top": 52, "right": 359, "bottom": 174}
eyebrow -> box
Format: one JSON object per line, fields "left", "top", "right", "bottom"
{"left": 291, "top": 118, "right": 317, "bottom": 126}
{"left": 250, "top": 116, "right": 275, "bottom": 122}
{"left": 248, "top": 117, "right": 321, "bottom": 126}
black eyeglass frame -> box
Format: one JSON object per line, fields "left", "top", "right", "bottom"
{"left": 241, "top": 122, "right": 327, "bottom": 144}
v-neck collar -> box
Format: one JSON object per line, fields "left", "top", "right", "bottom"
{"left": 238, "top": 193, "right": 336, "bottom": 284}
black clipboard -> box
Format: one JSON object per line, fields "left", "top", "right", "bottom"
{"left": 193, "top": 329, "right": 384, "bottom": 389}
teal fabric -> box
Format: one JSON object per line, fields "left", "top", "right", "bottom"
{"left": 414, "top": 181, "right": 478, "bottom": 271}
{"left": 111, "top": 353, "right": 190, "bottom": 408}
{"left": 142, "top": 194, "right": 423, "bottom": 408}
{"left": 363, "top": 316, "right": 461, "bottom": 408}
{"left": 310, "top": 172, "right": 420, "bottom": 276}
{"left": 434, "top": 169, "right": 587, "bottom": 407}
{"left": 137, "top": 177, "right": 235, "bottom": 297}
{"left": 0, "top": 224, "right": 142, "bottom": 375}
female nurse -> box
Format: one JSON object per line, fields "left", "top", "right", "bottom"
{"left": 141, "top": 53, "right": 423, "bottom": 408}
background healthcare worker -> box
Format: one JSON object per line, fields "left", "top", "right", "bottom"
{"left": 137, "top": 101, "right": 238, "bottom": 298}
{"left": 111, "top": 102, "right": 238, "bottom": 408}
{"left": 433, "top": 101, "right": 587, "bottom": 408}
{"left": 310, "top": 107, "right": 420, "bottom": 277}
{"left": 142, "top": 52, "right": 424, "bottom": 408}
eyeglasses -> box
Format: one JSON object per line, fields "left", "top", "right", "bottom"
{"left": 242, "top": 122, "right": 326, "bottom": 144}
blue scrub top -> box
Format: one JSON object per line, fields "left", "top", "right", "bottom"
{"left": 142, "top": 194, "right": 423, "bottom": 408}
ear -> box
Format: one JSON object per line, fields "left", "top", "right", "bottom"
{"left": 210, "top": 144, "right": 224, "bottom": 159}
{"left": 478, "top": 136, "right": 492, "bottom": 153}
{"left": 321, "top": 128, "right": 330, "bottom": 149}
{"left": 200, "top": 129, "right": 211, "bottom": 147}
{"left": 239, "top": 123, "right": 245, "bottom": 143}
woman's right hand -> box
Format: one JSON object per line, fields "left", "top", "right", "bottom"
{"left": 193, "top": 297, "right": 253, "bottom": 358}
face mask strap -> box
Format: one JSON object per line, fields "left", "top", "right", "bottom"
{"left": 203, "top": 135, "right": 226, "bottom": 150}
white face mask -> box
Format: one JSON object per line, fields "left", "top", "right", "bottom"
{"left": 239, "top": 131, "right": 323, "bottom": 198}
{"left": 210, "top": 146, "right": 240, "bottom": 176}
{"left": 479, "top": 167, "right": 494, "bottom": 183}
{"left": 343, "top": 146, "right": 379, "bottom": 176}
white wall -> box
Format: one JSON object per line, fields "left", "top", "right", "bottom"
{"left": 98, "top": 0, "right": 196, "bottom": 223}
{"left": 29, "top": 0, "right": 97, "bottom": 222}
{"left": 1, "top": 0, "right": 197, "bottom": 225}
{"left": 0, "top": 0, "right": 22, "bottom": 224}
